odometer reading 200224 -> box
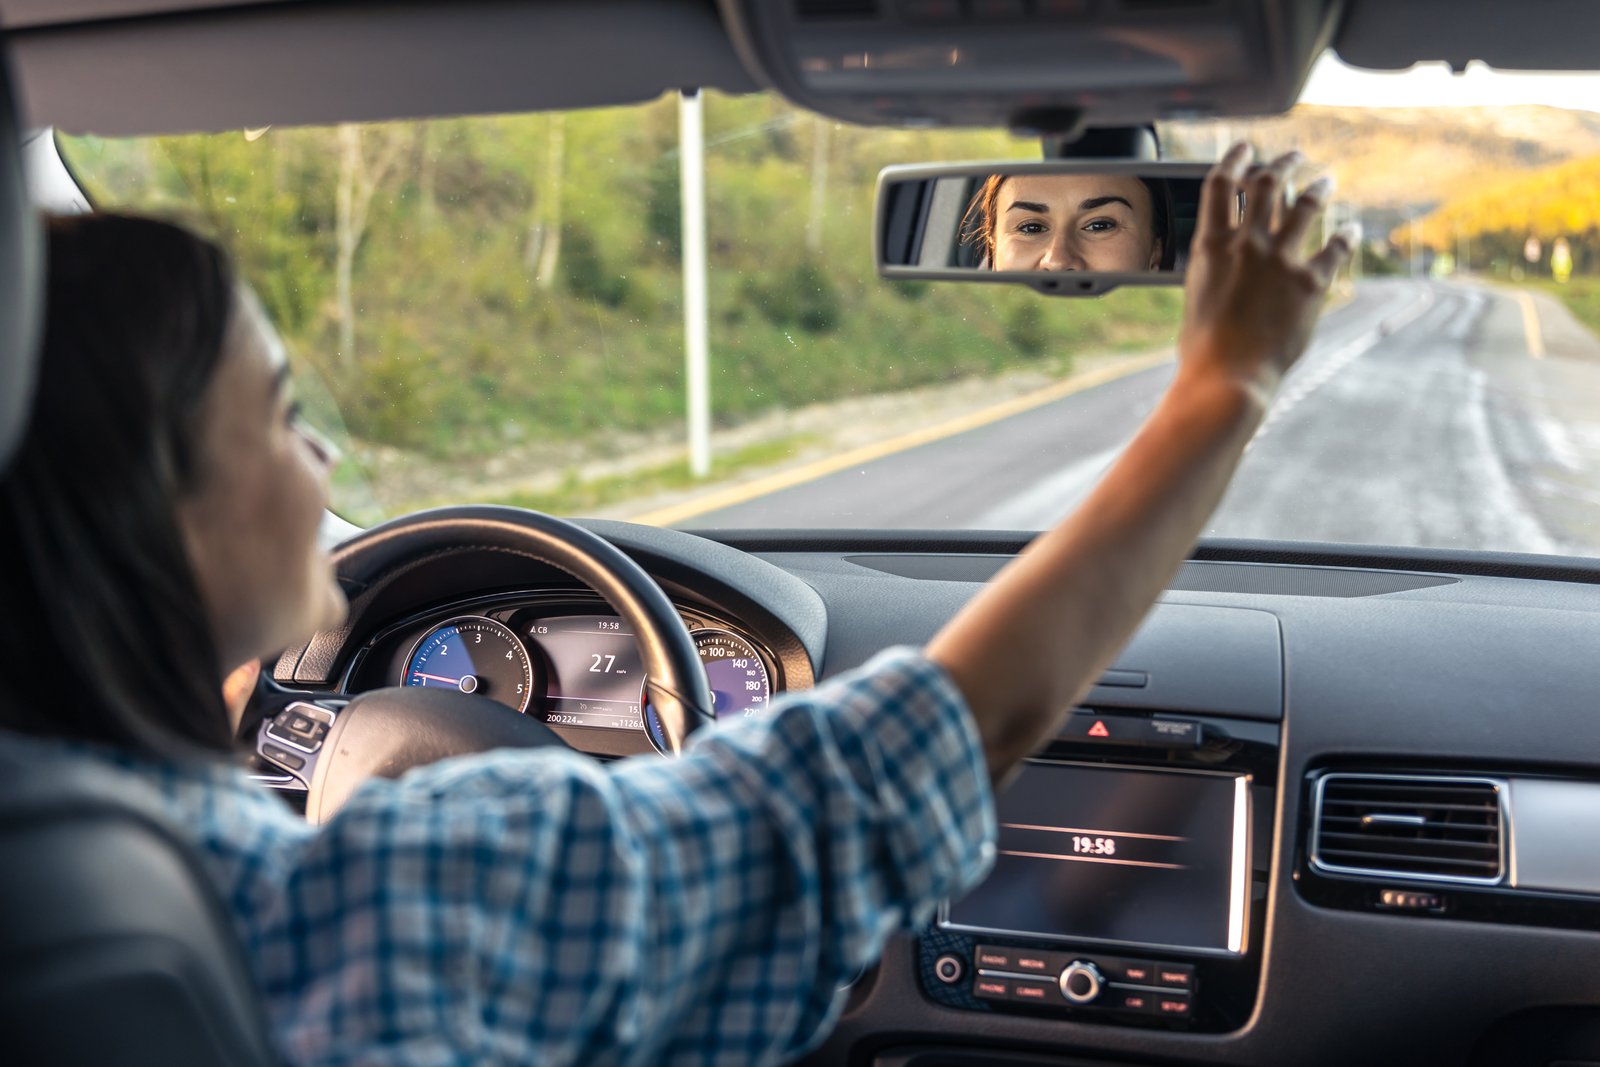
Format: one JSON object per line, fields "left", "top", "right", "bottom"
{"left": 403, "top": 616, "right": 535, "bottom": 714}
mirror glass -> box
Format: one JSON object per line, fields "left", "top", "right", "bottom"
{"left": 879, "top": 164, "right": 1216, "bottom": 288}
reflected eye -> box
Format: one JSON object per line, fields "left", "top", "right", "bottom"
{"left": 1082, "top": 218, "right": 1119, "bottom": 234}
{"left": 1015, "top": 220, "right": 1048, "bottom": 236}
{"left": 285, "top": 400, "right": 304, "bottom": 428}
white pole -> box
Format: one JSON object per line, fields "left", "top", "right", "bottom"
{"left": 679, "top": 90, "right": 712, "bottom": 480}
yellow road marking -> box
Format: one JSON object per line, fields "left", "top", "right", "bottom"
{"left": 626, "top": 350, "right": 1176, "bottom": 527}
{"left": 1517, "top": 291, "right": 1546, "bottom": 359}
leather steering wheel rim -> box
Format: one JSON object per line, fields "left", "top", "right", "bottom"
{"left": 335, "top": 504, "right": 715, "bottom": 747}
{"left": 302, "top": 506, "right": 714, "bottom": 820}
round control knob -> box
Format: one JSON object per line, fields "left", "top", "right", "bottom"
{"left": 1058, "top": 960, "right": 1103, "bottom": 1005}
{"left": 933, "top": 954, "right": 964, "bottom": 985}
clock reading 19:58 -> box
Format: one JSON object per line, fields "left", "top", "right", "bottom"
{"left": 1071, "top": 836, "right": 1117, "bottom": 856}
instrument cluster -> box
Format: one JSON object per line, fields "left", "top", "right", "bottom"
{"left": 346, "top": 592, "right": 782, "bottom": 754}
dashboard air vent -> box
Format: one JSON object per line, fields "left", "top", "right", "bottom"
{"left": 794, "top": 0, "right": 879, "bottom": 20}
{"left": 1311, "top": 774, "right": 1506, "bottom": 885}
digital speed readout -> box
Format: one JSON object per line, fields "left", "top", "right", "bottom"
{"left": 529, "top": 615, "right": 646, "bottom": 732}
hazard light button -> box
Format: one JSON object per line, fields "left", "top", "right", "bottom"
{"left": 1061, "top": 713, "right": 1203, "bottom": 749}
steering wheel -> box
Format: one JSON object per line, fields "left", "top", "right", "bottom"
{"left": 270, "top": 506, "right": 715, "bottom": 822}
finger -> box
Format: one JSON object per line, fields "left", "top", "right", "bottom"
{"left": 1197, "top": 142, "right": 1252, "bottom": 240}
{"left": 1308, "top": 222, "right": 1361, "bottom": 287}
{"left": 1242, "top": 151, "right": 1301, "bottom": 240}
{"left": 1275, "top": 175, "right": 1335, "bottom": 253}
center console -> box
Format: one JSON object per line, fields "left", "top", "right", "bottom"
{"left": 917, "top": 709, "right": 1278, "bottom": 1033}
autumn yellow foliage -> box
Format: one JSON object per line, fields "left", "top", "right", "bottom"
{"left": 1404, "top": 155, "right": 1600, "bottom": 263}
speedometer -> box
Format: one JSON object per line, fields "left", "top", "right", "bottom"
{"left": 403, "top": 616, "right": 535, "bottom": 714}
{"left": 644, "top": 629, "right": 773, "bottom": 753}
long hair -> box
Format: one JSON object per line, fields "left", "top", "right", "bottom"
{"left": 0, "top": 214, "right": 239, "bottom": 758}
{"left": 961, "top": 174, "right": 1175, "bottom": 270}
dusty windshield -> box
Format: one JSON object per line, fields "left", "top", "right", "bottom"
{"left": 61, "top": 63, "right": 1600, "bottom": 555}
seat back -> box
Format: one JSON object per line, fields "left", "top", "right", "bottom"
{"left": 0, "top": 41, "right": 279, "bottom": 1067}
{"left": 0, "top": 756, "right": 280, "bottom": 1066}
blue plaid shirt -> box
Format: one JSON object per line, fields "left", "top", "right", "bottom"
{"left": 14, "top": 647, "right": 995, "bottom": 1066}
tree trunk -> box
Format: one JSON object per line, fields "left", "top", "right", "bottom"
{"left": 335, "top": 125, "right": 359, "bottom": 373}
{"left": 417, "top": 124, "right": 437, "bottom": 234}
{"left": 806, "top": 116, "right": 831, "bottom": 256}
{"left": 333, "top": 124, "right": 410, "bottom": 372}
{"left": 535, "top": 114, "right": 566, "bottom": 290}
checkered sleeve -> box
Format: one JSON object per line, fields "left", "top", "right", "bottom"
{"left": 234, "top": 646, "right": 994, "bottom": 1067}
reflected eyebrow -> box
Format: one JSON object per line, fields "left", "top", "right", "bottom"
{"left": 1006, "top": 195, "right": 1135, "bottom": 214}
{"left": 271, "top": 363, "right": 292, "bottom": 398}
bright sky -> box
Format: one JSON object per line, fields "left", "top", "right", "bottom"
{"left": 1301, "top": 53, "right": 1600, "bottom": 113}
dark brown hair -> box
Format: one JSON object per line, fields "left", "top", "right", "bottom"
{"left": 0, "top": 214, "right": 239, "bottom": 758}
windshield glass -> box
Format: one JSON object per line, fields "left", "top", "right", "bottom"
{"left": 61, "top": 59, "right": 1600, "bottom": 555}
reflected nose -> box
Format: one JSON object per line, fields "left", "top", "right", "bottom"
{"left": 1038, "top": 230, "right": 1086, "bottom": 272}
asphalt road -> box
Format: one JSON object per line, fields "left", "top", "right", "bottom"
{"left": 688, "top": 278, "right": 1600, "bottom": 556}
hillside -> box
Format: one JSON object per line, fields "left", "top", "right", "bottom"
{"left": 1164, "top": 105, "right": 1600, "bottom": 211}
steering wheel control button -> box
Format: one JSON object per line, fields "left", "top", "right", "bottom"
{"left": 266, "top": 702, "right": 336, "bottom": 754}
{"left": 261, "top": 743, "right": 306, "bottom": 772}
{"left": 933, "top": 955, "right": 964, "bottom": 985}
{"left": 1058, "top": 960, "right": 1104, "bottom": 1005}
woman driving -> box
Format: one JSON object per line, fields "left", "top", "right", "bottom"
{"left": 0, "top": 145, "right": 1344, "bottom": 1065}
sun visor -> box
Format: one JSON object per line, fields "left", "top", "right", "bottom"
{"left": 1336, "top": 0, "right": 1600, "bottom": 73}
{"left": 715, "top": 0, "right": 1340, "bottom": 133}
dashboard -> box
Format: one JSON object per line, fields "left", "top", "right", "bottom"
{"left": 259, "top": 520, "right": 1600, "bottom": 1067}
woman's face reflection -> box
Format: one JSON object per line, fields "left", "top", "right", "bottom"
{"left": 993, "top": 174, "right": 1163, "bottom": 273}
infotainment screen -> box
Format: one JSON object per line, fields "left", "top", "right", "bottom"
{"left": 944, "top": 762, "right": 1251, "bottom": 955}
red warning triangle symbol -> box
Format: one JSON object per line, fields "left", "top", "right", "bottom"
{"left": 1087, "top": 720, "right": 1110, "bottom": 738}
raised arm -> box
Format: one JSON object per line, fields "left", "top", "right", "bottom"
{"left": 928, "top": 144, "right": 1354, "bottom": 782}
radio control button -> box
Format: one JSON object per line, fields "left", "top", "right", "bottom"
{"left": 1156, "top": 994, "right": 1193, "bottom": 1017}
{"left": 1157, "top": 966, "right": 1194, "bottom": 990}
{"left": 974, "top": 946, "right": 1012, "bottom": 970}
{"left": 1110, "top": 989, "right": 1157, "bottom": 1014}
{"left": 933, "top": 955, "right": 964, "bottom": 985}
{"left": 1011, "top": 980, "right": 1054, "bottom": 1002}
{"left": 974, "top": 978, "right": 1010, "bottom": 1000}
{"left": 1014, "top": 953, "right": 1053, "bottom": 973}
{"left": 1058, "top": 960, "right": 1104, "bottom": 1005}
{"left": 1102, "top": 957, "right": 1158, "bottom": 984}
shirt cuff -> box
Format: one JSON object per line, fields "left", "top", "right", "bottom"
{"left": 807, "top": 646, "right": 998, "bottom": 928}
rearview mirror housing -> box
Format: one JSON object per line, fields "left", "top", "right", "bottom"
{"left": 876, "top": 160, "right": 1222, "bottom": 297}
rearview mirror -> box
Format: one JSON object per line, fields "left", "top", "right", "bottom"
{"left": 876, "top": 161, "right": 1221, "bottom": 297}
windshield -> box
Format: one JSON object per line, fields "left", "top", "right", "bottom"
{"left": 61, "top": 59, "right": 1600, "bottom": 555}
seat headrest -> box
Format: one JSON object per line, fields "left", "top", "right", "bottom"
{"left": 0, "top": 44, "right": 42, "bottom": 473}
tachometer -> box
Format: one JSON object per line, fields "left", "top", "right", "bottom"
{"left": 403, "top": 616, "right": 535, "bottom": 714}
{"left": 644, "top": 629, "right": 772, "bottom": 752}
